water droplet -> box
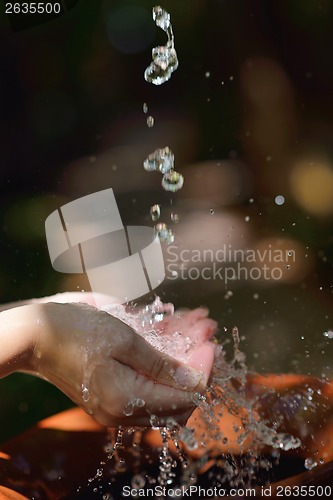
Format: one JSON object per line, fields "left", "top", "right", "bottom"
{"left": 179, "top": 427, "right": 198, "bottom": 450}
{"left": 147, "top": 115, "right": 155, "bottom": 127}
{"left": 131, "top": 473, "right": 146, "bottom": 489}
{"left": 133, "top": 398, "right": 145, "bottom": 407}
{"left": 155, "top": 222, "right": 167, "bottom": 237}
{"left": 232, "top": 326, "right": 240, "bottom": 346}
{"left": 270, "top": 433, "right": 301, "bottom": 451}
{"left": 323, "top": 330, "right": 333, "bottom": 339}
{"left": 143, "top": 147, "right": 174, "bottom": 173}
{"left": 304, "top": 457, "right": 317, "bottom": 470}
{"left": 123, "top": 402, "right": 134, "bottom": 416}
{"left": 210, "top": 209, "right": 214, "bottom": 215}
{"left": 153, "top": 312, "right": 164, "bottom": 322}
{"left": 275, "top": 195, "right": 285, "bottom": 205}
{"left": 162, "top": 170, "right": 184, "bottom": 192}
{"left": 82, "top": 385, "right": 90, "bottom": 403}
{"left": 150, "top": 204, "right": 161, "bottom": 221}
{"left": 170, "top": 212, "right": 179, "bottom": 223}
{"left": 143, "top": 102, "right": 148, "bottom": 113}
{"left": 150, "top": 414, "right": 160, "bottom": 430}
{"left": 144, "top": 7, "right": 178, "bottom": 85}
{"left": 155, "top": 223, "right": 174, "bottom": 244}
{"left": 145, "top": 47, "right": 178, "bottom": 86}
{"left": 152, "top": 5, "right": 170, "bottom": 30}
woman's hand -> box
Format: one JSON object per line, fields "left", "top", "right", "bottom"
{"left": 0, "top": 293, "right": 217, "bottom": 427}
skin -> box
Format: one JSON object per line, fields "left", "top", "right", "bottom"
{"left": 0, "top": 292, "right": 217, "bottom": 427}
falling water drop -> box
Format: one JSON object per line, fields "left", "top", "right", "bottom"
{"left": 162, "top": 170, "right": 184, "bottom": 192}
{"left": 323, "top": 330, "right": 333, "bottom": 339}
{"left": 143, "top": 147, "right": 174, "bottom": 173}
{"left": 147, "top": 115, "right": 155, "bottom": 127}
{"left": 150, "top": 204, "right": 161, "bottom": 221}
{"left": 155, "top": 223, "right": 174, "bottom": 244}
{"left": 171, "top": 212, "right": 179, "bottom": 223}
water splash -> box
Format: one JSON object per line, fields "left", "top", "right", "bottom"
{"left": 79, "top": 300, "right": 333, "bottom": 497}
{"left": 144, "top": 6, "right": 179, "bottom": 85}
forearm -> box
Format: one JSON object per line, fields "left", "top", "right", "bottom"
{"left": 0, "top": 302, "right": 84, "bottom": 402}
{"left": 0, "top": 306, "right": 38, "bottom": 378}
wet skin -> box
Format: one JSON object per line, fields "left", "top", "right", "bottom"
{"left": 0, "top": 292, "right": 217, "bottom": 427}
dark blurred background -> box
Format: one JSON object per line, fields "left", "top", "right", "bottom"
{"left": 1, "top": 0, "right": 333, "bottom": 443}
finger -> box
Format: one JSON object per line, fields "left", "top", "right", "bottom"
{"left": 158, "top": 307, "right": 209, "bottom": 332}
{"left": 186, "top": 343, "right": 215, "bottom": 384}
{"left": 186, "top": 317, "right": 218, "bottom": 343}
{"left": 91, "top": 363, "right": 199, "bottom": 421}
{"left": 109, "top": 321, "right": 206, "bottom": 392}
{"left": 155, "top": 310, "right": 217, "bottom": 348}
{"left": 37, "top": 292, "right": 121, "bottom": 307}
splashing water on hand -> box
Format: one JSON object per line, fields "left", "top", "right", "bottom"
{"left": 82, "top": 298, "right": 315, "bottom": 497}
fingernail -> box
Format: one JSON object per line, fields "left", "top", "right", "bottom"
{"left": 174, "top": 365, "right": 205, "bottom": 390}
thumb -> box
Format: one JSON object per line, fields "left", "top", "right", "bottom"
{"left": 111, "top": 325, "right": 206, "bottom": 392}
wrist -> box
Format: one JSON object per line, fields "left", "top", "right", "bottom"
{"left": 0, "top": 304, "right": 40, "bottom": 377}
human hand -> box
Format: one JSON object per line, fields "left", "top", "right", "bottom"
{"left": 1, "top": 293, "right": 217, "bottom": 427}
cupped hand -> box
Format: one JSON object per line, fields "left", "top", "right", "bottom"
{"left": 21, "top": 293, "right": 218, "bottom": 427}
